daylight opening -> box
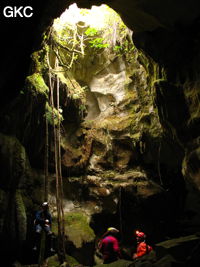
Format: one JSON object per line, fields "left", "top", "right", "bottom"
{"left": 49, "top": 3, "right": 135, "bottom": 121}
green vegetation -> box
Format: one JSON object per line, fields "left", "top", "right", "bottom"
{"left": 26, "top": 73, "right": 49, "bottom": 97}
{"left": 51, "top": 4, "right": 133, "bottom": 69}
{"left": 65, "top": 212, "right": 95, "bottom": 248}
{"left": 23, "top": 3, "right": 135, "bottom": 120}
{"left": 52, "top": 212, "right": 95, "bottom": 248}
{"left": 24, "top": 3, "right": 137, "bottom": 123}
{"left": 85, "top": 27, "right": 98, "bottom": 36}
{"left": 89, "top": 38, "right": 110, "bottom": 49}
{"left": 45, "top": 102, "right": 63, "bottom": 126}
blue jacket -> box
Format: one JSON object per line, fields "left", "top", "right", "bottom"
{"left": 35, "top": 210, "right": 52, "bottom": 226}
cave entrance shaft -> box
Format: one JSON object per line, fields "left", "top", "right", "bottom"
{"left": 43, "top": 2, "right": 135, "bottom": 257}
{"left": 36, "top": 2, "right": 150, "bottom": 262}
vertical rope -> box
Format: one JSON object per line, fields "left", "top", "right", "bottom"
{"left": 47, "top": 53, "right": 62, "bottom": 262}
{"left": 38, "top": 117, "right": 49, "bottom": 267}
{"left": 49, "top": 70, "right": 62, "bottom": 261}
{"left": 44, "top": 116, "right": 49, "bottom": 202}
{"left": 157, "top": 140, "right": 163, "bottom": 186}
{"left": 46, "top": 44, "right": 66, "bottom": 264}
{"left": 56, "top": 58, "right": 66, "bottom": 262}
{"left": 119, "top": 187, "right": 123, "bottom": 242}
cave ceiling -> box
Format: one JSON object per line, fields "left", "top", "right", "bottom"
{"left": 47, "top": 0, "right": 200, "bottom": 32}
{"left": 1, "top": 0, "right": 200, "bottom": 108}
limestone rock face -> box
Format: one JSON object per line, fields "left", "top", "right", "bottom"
{"left": 0, "top": 133, "right": 46, "bottom": 264}
{"left": 38, "top": 11, "right": 179, "bottom": 245}
{"left": 0, "top": 133, "right": 29, "bottom": 244}
{"left": 132, "top": 22, "right": 200, "bottom": 232}
{"left": 155, "top": 234, "right": 200, "bottom": 266}
{"left": 1, "top": 1, "right": 200, "bottom": 266}
{"left": 0, "top": 6, "right": 190, "bottom": 264}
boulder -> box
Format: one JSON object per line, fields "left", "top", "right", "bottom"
{"left": 52, "top": 212, "right": 95, "bottom": 266}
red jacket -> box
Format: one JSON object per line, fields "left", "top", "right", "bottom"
{"left": 99, "top": 235, "right": 121, "bottom": 261}
{"left": 134, "top": 241, "right": 152, "bottom": 258}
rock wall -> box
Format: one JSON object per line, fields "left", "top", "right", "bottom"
{"left": 1, "top": 1, "right": 200, "bottom": 266}
{"left": 132, "top": 21, "right": 200, "bottom": 236}
{"left": 0, "top": 133, "right": 46, "bottom": 264}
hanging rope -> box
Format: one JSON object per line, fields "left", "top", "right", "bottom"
{"left": 44, "top": 115, "right": 49, "bottom": 202}
{"left": 119, "top": 186, "right": 123, "bottom": 242}
{"left": 157, "top": 139, "right": 163, "bottom": 186}
{"left": 47, "top": 49, "right": 66, "bottom": 263}
{"left": 38, "top": 81, "right": 50, "bottom": 267}
{"left": 56, "top": 60, "right": 66, "bottom": 262}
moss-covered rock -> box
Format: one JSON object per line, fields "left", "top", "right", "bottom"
{"left": 65, "top": 212, "right": 95, "bottom": 248}
{"left": 51, "top": 211, "right": 95, "bottom": 266}
{"left": 52, "top": 212, "right": 95, "bottom": 248}
{"left": 26, "top": 73, "right": 49, "bottom": 98}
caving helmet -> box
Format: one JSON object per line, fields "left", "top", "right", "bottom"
{"left": 42, "top": 202, "right": 49, "bottom": 208}
{"left": 107, "top": 227, "right": 119, "bottom": 233}
{"left": 135, "top": 230, "right": 146, "bottom": 240}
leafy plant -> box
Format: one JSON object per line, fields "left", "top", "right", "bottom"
{"left": 85, "top": 27, "right": 98, "bottom": 36}
{"left": 89, "top": 38, "right": 109, "bottom": 49}
{"left": 113, "top": 45, "right": 122, "bottom": 52}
